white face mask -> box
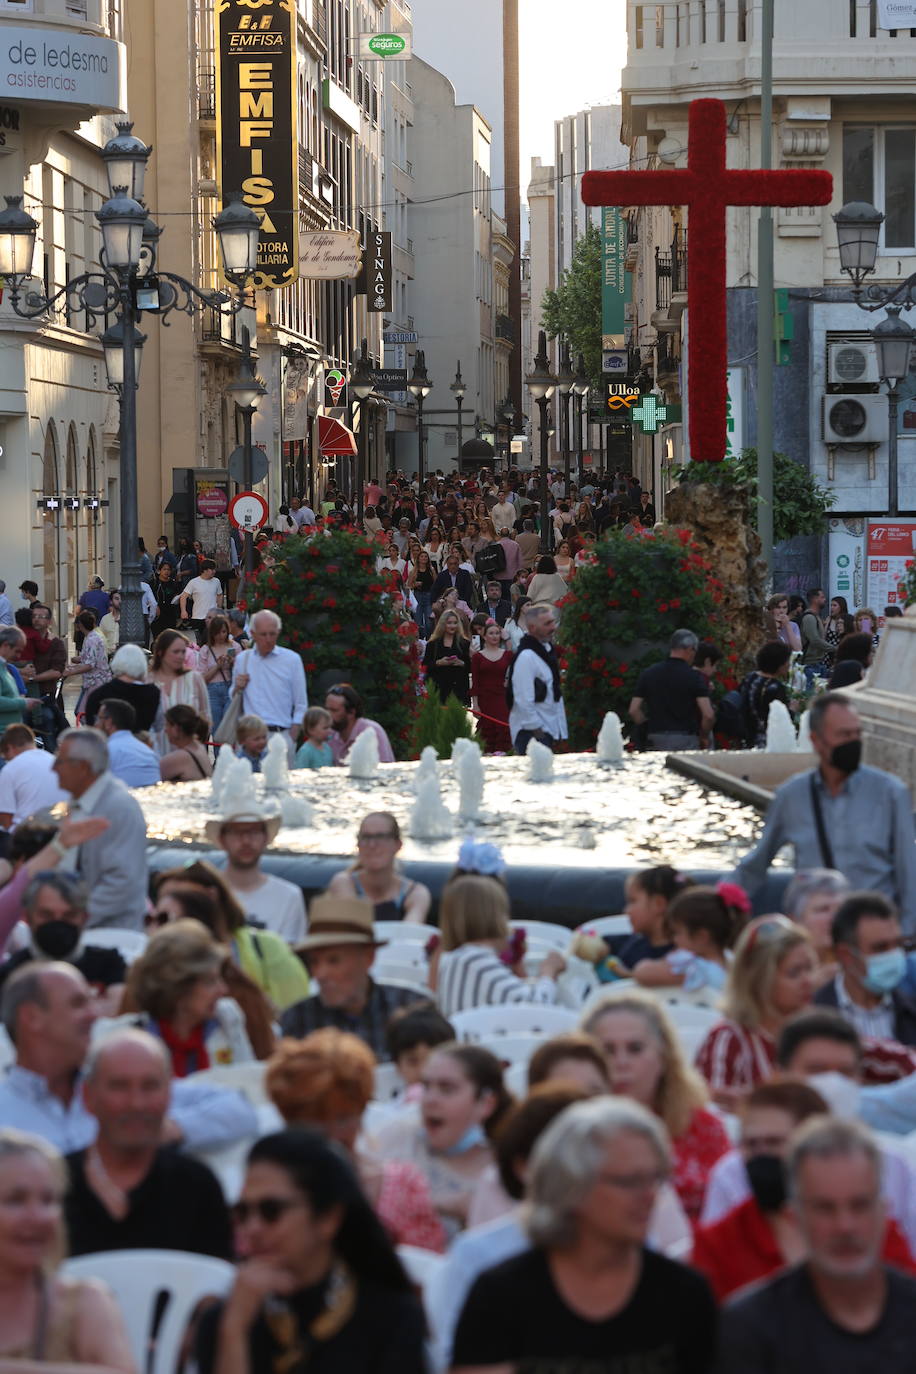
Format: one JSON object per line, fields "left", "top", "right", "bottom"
{"left": 807, "top": 1071, "right": 861, "bottom": 1120}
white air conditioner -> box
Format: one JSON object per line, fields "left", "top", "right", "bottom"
{"left": 822, "top": 393, "right": 886, "bottom": 445}
{"left": 828, "top": 340, "right": 879, "bottom": 385}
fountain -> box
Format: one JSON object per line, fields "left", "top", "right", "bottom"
{"left": 349, "top": 728, "right": 380, "bottom": 780}
{"left": 409, "top": 774, "right": 454, "bottom": 840}
{"left": 411, "top": 745, "right": 439, "bottom": 793}
{"left": 210, "top": 743, "right": 235, "bottom": 804}
{"left": 526, "top": 737, "right": 554, "bottom": 783}
{"left": 796, "top": 709, "right": 813, "bottom": 754}
{"left": 218, "top": 756, "right": 256, "bottom": 813}
{"left": 451, "top": 738, "right": 484, "bottom": 819}
{"left": 765, "top": 700, "right": 798, "bottom": 753}
{"left": 262, "top": 734, "right": 291, "bottom": 792}
{"left": 596, "top": 711, "right": 625, "bottom": 764}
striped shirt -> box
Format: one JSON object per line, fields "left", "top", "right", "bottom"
{"left": 694, "top": 1020, "right": 776, "bottom": 1094}
{"left": 437, "top": 944, "right": 557, "bottom": 1019}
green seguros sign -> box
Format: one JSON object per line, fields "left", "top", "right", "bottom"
{"left": 360, "top": 32, "right": 412, "bottom": 59}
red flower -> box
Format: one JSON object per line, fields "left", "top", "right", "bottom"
{"left": 670, "top": 599, "right": 681, "bottom": 609}
{"left": 323, "top": 597, "right": 337, "bottom": 609}
{"left": 630, "top": 589, "right": 641, "bottom": 599}
{"left": 610, "top": 676, "right": 624, "bottom": 687}
{"left": 659, "top": 602, "right": 669, "bottom": 613}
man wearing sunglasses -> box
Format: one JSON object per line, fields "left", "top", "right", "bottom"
{"left": 734, "top": 694, "right": 916, "bottom": 933}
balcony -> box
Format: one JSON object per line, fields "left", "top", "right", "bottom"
{"left": 624, "top": 218, "right": 639, "bottom": 272}
{"left": 198, "top": 66, "right": 215, "bottom": 121}
{"left": 651, "top": 230, "right": 687, "bottom": 333}
{"left": 495, "top": 313, "right": 515, "bottom": 344}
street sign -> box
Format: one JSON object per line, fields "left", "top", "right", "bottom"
{"left": 358, "top": 31, "right": 412, "bottom": 59}
{"left": 227, "top": 445, "right": 269, "bottom": 486}
{"left": 370, "top": 368, "right": 409, "bottom": 392}
{"left": 229, "top": 491, "right": 269, "bottom": 532}
{"left": 383, "top": 331, "right": 418, "bottom": 344}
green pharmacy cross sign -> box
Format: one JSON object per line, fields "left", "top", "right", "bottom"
{"left": 632, "top": 396, "right": 669, "bottom": 433}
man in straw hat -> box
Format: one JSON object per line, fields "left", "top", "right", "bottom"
{"left": 204, "top": 800, "right": 306, "bottom": 945}
{"left": 280, "top": 895, "right": 427, "bottom": 1059}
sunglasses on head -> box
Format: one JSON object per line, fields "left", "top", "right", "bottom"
{"left": 144, "top": 911, "right": 170, "bottom": 929}
{"left": 231, "top": 1196, "right": 304, "bottom": 1226}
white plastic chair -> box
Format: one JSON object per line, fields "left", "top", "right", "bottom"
{"left": 504, "top": 1060, "right": 529, "bottom": 1098}
{"left": 665, "top": 1003, "right": 722, "bottom": 1034}
{"left": 512, "top": 920, "right": 573, "bottom": 952}
{"left": 378, "top": 974, "right": 433, "bottom": 997}
{"left": 374, "top": 1061, "right": 406, "bottom": 1101}
{"left": 375, "top": 921, "right": 438, "bottom": 944}
{"left": 189, "top": 1060, "right": 267, "bottom": 1106}
{"left": 62, "top": 1248, "right": 235, "bottom": 1374}
{"left": 84, "top": 926, "right": 148, "bottom": 963}
{"left": 573, "top": 914, "right": 632, "bottom": 939}
{"left": 678, "top": 1023, "right": 715, "bottom": 1061}
{"left": 451, "top": 1004, "right": 577, "bottom": 1042}
{"left": 374, "top": 943, "right": 429, "bottom": 976}
{"left": 486, "top": 1033, "right": 544, "bottom": 1068}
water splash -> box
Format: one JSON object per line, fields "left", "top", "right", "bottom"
{"left": 349, "top": 728, "right": 380, "bottom": 780}
{"left": 409, "top": 774, "right": 454, "bottom": 839}
{"left": 765, "top": 700, "right": 798, "bottom": 753}
{"left": 596, "top": 711, "right": 625, "bottom": 764}
{"left": 527, "top": 738, "right": 555, "bottom": 783}
{"left": 452, "top": 738, "right": 484, "bottom": 818}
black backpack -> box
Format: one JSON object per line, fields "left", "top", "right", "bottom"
{"left": 716, "top": 682, "right": 752, "bottom": 745}
{"left": 475, "top": 542, "right": 506, "bottom": 576}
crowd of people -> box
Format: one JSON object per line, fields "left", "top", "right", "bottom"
{"left": 0, "top": 463, "right": 915, "bottom": 1370}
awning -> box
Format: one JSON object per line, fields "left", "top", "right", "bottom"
{"left": 318, "top": 415, "right": 357, "bottom": 456}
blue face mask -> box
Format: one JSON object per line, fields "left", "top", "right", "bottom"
{"left": 863, "top": 948, "right": 907, "bottom": 995}
{"left": 439, "top": 1124, "right": 487, "bottom": 1157}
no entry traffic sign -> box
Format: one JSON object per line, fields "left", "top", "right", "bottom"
{"left": 229, "top": 491, "right": 269, "bottom": 532}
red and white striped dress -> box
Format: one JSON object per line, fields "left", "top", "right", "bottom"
{"left": 694, "top": 1020, "right": 776, "bottom": 1094}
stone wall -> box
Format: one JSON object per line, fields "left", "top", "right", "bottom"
{"left": 664, "top": 479, "right": 767, "bottom": 671}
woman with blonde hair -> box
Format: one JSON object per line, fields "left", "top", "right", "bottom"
{"left": 434, "top": 847, "right": 564, "bottom": 1016}
{"left": 581, "top": 990, "right": 730, "bottom": 1223}
{"left": 110, "top": 918, "right": 257, "bottom": 1075}
{"left": 695, "top": 915, "right": 818, "bottom": 1109}
{"left": 422, "top": 608, "right": 471, "bottom": 704}
{"left": 266, "top": 1031, "right": 445, "bottom": 1251}
{"left": 0, "top": 1128, "right": 134, "bottom": 1370}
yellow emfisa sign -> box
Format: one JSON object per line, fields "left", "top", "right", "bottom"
{"left": 215, "top": 0, "right": 299, "bottom": 289}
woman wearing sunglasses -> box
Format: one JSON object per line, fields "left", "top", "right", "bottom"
{"left": 695, "top": 916, "right": 818, "bottom": 1111}
{"left": 195, "top": 1130, "right": 427, "bottom": 1374}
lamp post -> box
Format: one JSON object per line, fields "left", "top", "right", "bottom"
{"left": 526, "top": 329, "right": 557, "bottom": 553}
{"left": 450, "top": 362, "right": 466, "bottom": 469}
{"left": 0, "top": 121, "right": 259, "bottom": 645}
{"left": 350, "top": 338, "right": 375, "bottom": 527}
{"left": 555, "top": 341, "right": 577, "bottom": 497}
{"left": 573, "top": 353, "right": 589, "bottom": 481}
{"left": 834, "top": 201, "right": 916, "bottom": 518}
{"left": 501, "top": 395, "right": 516, "bottom": 468}
{"left": 408, "top": 349, "right": 432, "bottom": 485}
{"left": 225, "top": 327, "right": 267, "bottom": 575}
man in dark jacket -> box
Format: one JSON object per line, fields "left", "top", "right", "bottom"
{"left": 815, "top": 891, "right": 916, "bottom": 1047}
{"left": 431, "top": 552, "right": 477, "bottom": 608}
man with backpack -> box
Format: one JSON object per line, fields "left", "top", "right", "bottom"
{"left": 506, "top": 604, "right": 568, "bottom": 754}
{"left": 801, "top": 587, "right": 831, "bottom": 685}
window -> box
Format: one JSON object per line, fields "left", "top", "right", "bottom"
{"left": 843, "top": 125, "right": 916, "bottom": 250}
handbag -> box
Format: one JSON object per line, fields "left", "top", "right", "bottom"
{"left": 213, "top": 689, "right": 243, "bottom": 745}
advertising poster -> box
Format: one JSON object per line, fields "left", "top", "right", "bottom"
{"left": 827, "top": 518, "right": 867, "bottom": 610}
{"left": 866, "top": 521, "right": 916, "bottom": 609}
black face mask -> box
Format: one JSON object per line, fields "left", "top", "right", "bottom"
{"left": 745, "top": 1154, "right": 787, "bottom": 1214}
{"left": 829, "top": 739, "right": 862, "bottom": 775}
{"left": 33, "top": 920, "right": 81, "bottom": 960}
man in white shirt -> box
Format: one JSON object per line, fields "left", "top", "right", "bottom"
{"left": 179, "top": 560, "right": 223, "bottom": 642}
{"left": 231, "top": 609, "right": 308, "bottom": 760}
{"left": 507, "top": 604, "right": 568, "bottom": 754}
{"left": 0, "top": 723, "right": 66, "bottom": 829}
{"left": 0, "top": 963, "right": 258, "bottom": 1152}
{"left": 290, "top": 496, "right": 316, "bottom": 529}
{"left": 205, "top": 803, "right": 307, "bottom": 944}
{"left": 490, "top": 489, "right": 517, "bottom": 531}
{"left": 95, "top": 699, "right": 161, "bottom": 789}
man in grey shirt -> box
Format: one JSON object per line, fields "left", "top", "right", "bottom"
{"left": 719, "top": 1117, "right": 916, "bottom": 1374}
{"left": 734, "top": 693, "right": 916, "bottom": 932}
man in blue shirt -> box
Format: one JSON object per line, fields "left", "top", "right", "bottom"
{"left": 735, "top": 693, "right": 916, "bottom": 932}
{"left": 95, "top": 698, "right": 160, "bottom": 788}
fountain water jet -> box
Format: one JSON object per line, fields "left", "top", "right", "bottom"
{"left": 349, "top": 728, "right": 380, "bottom": 780}
{"left": 527, "top": 738, "right": 554, "bottom": 783}
{"left": 596, "top": 712, "right": 625, "bottom": 764}
{"left": 451, "top": 738, "right": 484, "bottom": 819}
{"left": 409, "top": 774, "right": 454, "bottom": 839}
{"left": 765, "top": 700, "right": 797, "bottom": 753}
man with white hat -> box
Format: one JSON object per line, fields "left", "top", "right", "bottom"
{"left": 280, "top": 895, "right": 427, "bottom": 1059}
{"left": 205, "top": 802, "right": 307, "bottom": 945}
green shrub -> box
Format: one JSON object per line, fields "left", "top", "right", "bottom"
{"left": 410, "top": 690, "right": 476, "bottom": 759}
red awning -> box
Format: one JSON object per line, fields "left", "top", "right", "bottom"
{"left": 318, "top": 415, "right": 357, "bottom": 456}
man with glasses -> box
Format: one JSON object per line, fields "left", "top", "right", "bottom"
{"left": 814, "top": 892, "right": 916, "bottom": 1046}
{"left": 205, "top": 802, "right": 307, "bottom": 944}
{"left": 324, "top": 684, "right": 395, "bottom": 765}
{"left": 280, "top": 894, "right": 426, "bottom": 1059}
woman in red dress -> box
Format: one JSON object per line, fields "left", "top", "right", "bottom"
{"left": 471, "top": 620, "right": 513, "bottom": 752}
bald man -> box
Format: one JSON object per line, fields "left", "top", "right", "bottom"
{"left": 65, "top": 1029, "right": 232, "bottom": 1258}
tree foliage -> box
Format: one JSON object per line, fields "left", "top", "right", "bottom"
{"left": 541, "top": 222, "right": 603, "bottom": 388}
{"left": 674, "top": 449, "right": 835, "bottom": 543}
{"left": 242, "top": 529, "right": 421, "bottom": 758}
{"left": 558, "top": 529, "right": 740, "bottom": 750}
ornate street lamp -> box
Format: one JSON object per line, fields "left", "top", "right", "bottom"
{"left": 408, "top": 349, "right": 433, "bottom": 483}
{"left": 350, "top": 339, "right": 376, "bottom": 526}
{"left": 526, "top": 330, "right": 557, "bottom": 552}
{"left": 450, "top": 362, "right": 466, "bottom": 468}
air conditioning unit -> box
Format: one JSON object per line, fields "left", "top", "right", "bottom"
{"left": 822, "top": 394, "right": 886, "bottom": 445}
{"left": 828, "top": 340, "right": 879, "bottom": 385}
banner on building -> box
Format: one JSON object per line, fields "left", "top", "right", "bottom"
{"left": 366, "top": 230, "right": 392, "bottom": 312}
{"left": 867, "top": 521, "right": 916, "bottom": 609}
{"left": 827, "top": 517, "right": 866, "bottom": 610}
{"left": 725, "top": 367, "right": 746, "bottom": 459}
{"left": 215, "top": 0, "right": 299, "bottom": 290}
{"left": 601, "top": 207, "right": 629, "bottom": 350}
{"left": 300, "top": 230, "right": 362, "bottom": 279}
{"left": 358, "top": 32, "right": 412, "bottom": 59}
{"left": 877, "top": 1, "right": 916, "bottom": 28}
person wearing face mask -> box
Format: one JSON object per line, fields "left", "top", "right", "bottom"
{"left": 0, "top": 871, "right": 126, "bottom": 1012}
{"left": 691, "top": 1080, "right": 916, "bottom": 1302}
{"left": 813, "top": 892, "right": 916, "bottom": 1047}
{"left": 733, "top": 693, "right": 916, "bottom": 933}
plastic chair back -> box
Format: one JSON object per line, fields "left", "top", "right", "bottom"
{"left": 573, "top": 914, "right": 633, "bottom": 939}
{"left": 511, "top": 919, "right": 574, "bottom": 951}
{"left": 189, "top": 1060, "right": 267, "bottom": 1106}
{"left": 83, "top": 927, "right": 148, "bottom": 963}
{"left": 374, "top": 921, "right": 438, "bottom": 944}
{"left": 62, "top": 1248, "right": 235, "bottom": 1374}
{"left": 451, "top": 1003, "right": 577, "bottom": 1042}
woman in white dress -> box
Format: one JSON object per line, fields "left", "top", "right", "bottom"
{"left": 147, "top": 627, "right": 210, "bottom": 753}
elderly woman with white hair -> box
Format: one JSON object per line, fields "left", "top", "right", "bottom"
{"left": 450, "top": 1097, "right": 717, "bottom": 1373}
{"left": 781, "top": 868, "right": 850, "bottom": 978}
{"left": 82, "top": 641, "right": 162, "bottom": 733}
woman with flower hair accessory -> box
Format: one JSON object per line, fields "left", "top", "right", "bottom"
{"left": 632, "top": 882, "right": 750, "bottom": 996}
